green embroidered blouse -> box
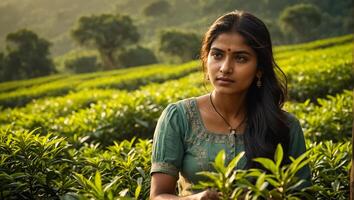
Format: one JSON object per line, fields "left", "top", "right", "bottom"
{"left": 150, "top": 97, "right": 311, "bottom": 195}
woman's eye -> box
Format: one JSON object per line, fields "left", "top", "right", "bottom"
{"left": 235, "top": 56, "right": 248, "bottom": 63}
{"left": 212, "top": 52, "right": 223, "bottom": 59}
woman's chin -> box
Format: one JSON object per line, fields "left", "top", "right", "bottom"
{"left": 213, "top": 88, "right": 247, "bottom": 96}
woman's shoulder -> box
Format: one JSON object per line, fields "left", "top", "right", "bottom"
{"left": 166, "top": 95, "right": 206, "bottom": 113}
{"left": 160, "top": 97, "right": 197, "bottom": 124}
{"left": 166, "top": 97, "right": 194, "bottom": 112}
{"left": 282, "top": 111, "right": 300, "bottom": 126}
{"left": 282, "top": 111, "right": 304, "bottom": 141}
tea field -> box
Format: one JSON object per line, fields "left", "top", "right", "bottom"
{"left": 0, "top": 35, "right": 352, "bottom": 199}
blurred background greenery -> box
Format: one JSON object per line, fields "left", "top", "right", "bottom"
{"left": 0, "top": 0, "right": 352, "bottom": 82}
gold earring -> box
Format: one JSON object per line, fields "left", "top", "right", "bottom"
{"left": 257, "top": 76, "right": 262, "bottom": 88}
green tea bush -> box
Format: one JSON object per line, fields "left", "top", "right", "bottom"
{"left": 69, "top": 138, "right": 152, "bottom": 200}
{"left": 0, "top": 61, "right": 199, "bottom": 108}
{"left": 274, "top": 34, "right": 352, "bottom": 55}
{"left": 0, "top": 128, "right": 152, "bottom": 199}
{"left": 0, "top": 128, "right": 351, "bottom": 199}
{"left": 0, "top": 128, "right": 74, "bottom": 199}
{"left": 49, "top": 73, "right": 204, "bottom": 145}
{"left": 308, "top": 141, "right": 351, "bottom": 200}
{"left": 0, "top": 89, "right": 125, "bottom": 132}
{"left": 281, "top": 43, "right": 353, "bottom": 101}
{"left": 0, "top": 74, "right": 68, "bottom": 93}
{"left": 0, "top": 72, "right": 205, "bottom": 143}
{"left": 195, "top": 142, "right": 351, "bottom": 200}
{"left": 2, "top": 75, "right": 351, "bottom": 145}
{"left": 285, "top": 90, "right": 352, "bottom": 142}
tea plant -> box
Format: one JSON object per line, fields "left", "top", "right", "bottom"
{"left": 308, "top": 141, "right": 351, "bottom": 200}
{"left": 195, "top": 145, "right": 315, "bottom": 200}
{"left": 0, "top": 128, "right": 74, "bottom": 199}
{"left": 0, "top": 61, "right": 199, "bottom": 108}
{"left": 0, "top": 128, "right": 153, "bottom": 199}
{"left": 285, "top": 90, "right": 352, "bottom": 142}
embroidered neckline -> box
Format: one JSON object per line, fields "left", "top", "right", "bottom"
{"left": 189, "top": 97, "right": 244, "bottom": 140}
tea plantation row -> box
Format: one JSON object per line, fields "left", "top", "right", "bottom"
{"left": 1, "top": 72, "right": 351, "bottom": 145}
{"left": 0, "top": 129, "right": 350, "bottom": 199}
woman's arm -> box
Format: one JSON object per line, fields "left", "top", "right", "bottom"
{"left": 150, "top": 173, "right": 219, "bottom": 200}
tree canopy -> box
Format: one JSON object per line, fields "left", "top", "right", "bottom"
{"left": 71, "top": 14, "right": 139, "bottom": 70}
{"left": 279, "top": 3, "right": 322, "bottom": 42}
{"left": 159, "top": 30, "right": 200, "bottom": 62}
{"left": 118, "top": 46, "right": 157, "bottom": 67}
{"left": 143, "top": 0, "right": 171, "bottom": 17}
{"left": 1, "top": 29, "right": 55, "bottom": 82}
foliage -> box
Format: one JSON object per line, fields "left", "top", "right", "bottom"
{"left": 0, "top": 74, "right": 67, "bottom": 93}
{"left": 0, "top": 72, "right": 203, "bottom": 145}
{"left": 118, "top": 45, "right": 157, "bottom": 68}
{"left": 195, "top": 142, "right": 351, "bottom": 199}
{"left": 159, "top": 30, "right": 200, "bottom": 62}
{"left": 285, "top": 90, "right": 352, "bottom": 142}
{"left": 0, "top": 128, "right": 152, "bottom": 199}
{"left": 1, "top": 77, "right": 350, "bottom": 148}
{"left": 143, "top": 0, "right": 170, "bottom": 17}
{"left": 0, "top": 128, "right": 74, "bottom": 199}
{"left": 0, "top": 128, "right": 351, "bottom": 199}
{"left": 71, "top": 14, "right": 139, "bottom": 70}
{"left": 0, "top": 38, "right": 351, "bottom": 143}
{"left": 0, "top": 35, "right": 351, "bottom": 199}
{"left": 195, "top": 145, "right": 314, "bottom": 199}
{"left": 1, "top": 29, "right": 55, "bottom": 82}
{"left": 64, "top": 55, "right": 102, "bottom": 74}
{"left": 279, "top": 43, "right": 353, "bottom": 101}
{"left": 274, "top": 34, "right": 353, "bottom": 54}
{"left": 0, "top": 0, "right": 352, "bottom": 55}
{"left": 308, "top": 141, "right": 351, "bottom": 200}
{"left": 0, "top": 61, "right": 199, "bottom": 108}
{"left": 279, "top": 3, "right": 322, "bottom": 42}
{"left": 0, "top": 52, "right": 5, "bottom": 81}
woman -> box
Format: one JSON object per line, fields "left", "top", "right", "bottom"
{"left": 150, "top": 10, "right": 310, "bottom": 199}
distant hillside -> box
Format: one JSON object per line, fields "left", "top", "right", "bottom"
{"left": 0, "top": 0, "right": 351, "bottom": 57}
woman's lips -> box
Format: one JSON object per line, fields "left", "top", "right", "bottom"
{"left": 216, "top": 77, "right": 235, "bottom": 83}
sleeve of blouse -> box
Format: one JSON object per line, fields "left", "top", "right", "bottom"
{"left": 150, "top": 103, "right": 185, "bottom": 178}
{"left": 287, "top": 113, "right": 312, "bottom": 188}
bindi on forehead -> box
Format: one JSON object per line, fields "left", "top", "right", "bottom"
{"left": 227, "top": 48, "right": 231, "bottom": 52}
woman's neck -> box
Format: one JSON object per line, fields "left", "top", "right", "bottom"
{"left": 211, "top": 90, "right": 247, "bottom": 120}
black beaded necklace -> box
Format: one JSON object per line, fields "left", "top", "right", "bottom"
{"left": 209, "top": 92, "right": 245, "bottom": 134}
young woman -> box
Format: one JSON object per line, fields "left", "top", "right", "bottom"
{"left": 149, "top": 10, "right": 311, "bottom": 200}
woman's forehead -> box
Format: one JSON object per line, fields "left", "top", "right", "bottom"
{"left": 211, "top": 32, "right": 254, "bottom": 53}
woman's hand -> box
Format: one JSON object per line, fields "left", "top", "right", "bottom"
{"left": 150, "top": 173, "right": 221, "bottom": 200}
{"left": 194, "top": 189, "right": 221, "bottom": 200}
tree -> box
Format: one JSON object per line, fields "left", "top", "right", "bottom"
{"left": 71, "top": 14, "right": 139, "bottom": 70}
{"left": 64, "top": 55, "right": 101, "bottom": 74}
{"left": 279, "top": 3, "right": 322, "bottom": 42}
{"left": 0, "top": 52, "right": 5, "bottom": 82}
{"left": 118, "top": 46, "right": 157, "bottom": 67}
{"left": 159, "top": 30, "right": 200, "bottom": 62}
{"left": 143, "top": 0, "right": 171, "bottom": 17}
{"left": 2, "top": 29, "right": 55, "bottom": 81}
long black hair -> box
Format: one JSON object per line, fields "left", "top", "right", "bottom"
{"left": 200, "top": 10, "right": 290, "bottom": 168}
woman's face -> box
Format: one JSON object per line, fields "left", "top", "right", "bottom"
{"left": 206, "top": 32, "right": 260, "bottom": 95}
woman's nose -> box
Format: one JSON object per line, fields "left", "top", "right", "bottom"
{"left": 219, "top": 58, "right": 233, "bottom": 74}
